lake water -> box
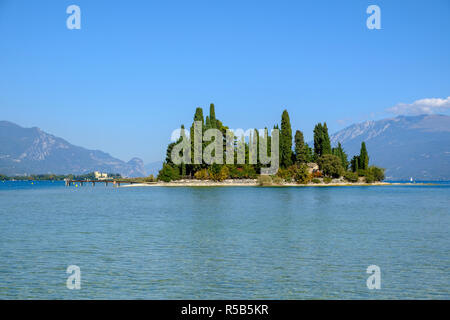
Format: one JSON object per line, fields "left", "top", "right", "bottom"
{"left": 0, "top": 181, "right": 449, "bottom": 299}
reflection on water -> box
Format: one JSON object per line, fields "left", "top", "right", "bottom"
{"left": 0, "top": 181, "right": 449, "bottom": 299}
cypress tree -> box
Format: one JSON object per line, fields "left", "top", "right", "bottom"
{"left": 313, "top": 122, "right": 331, "bottom": 158}
{"left": 189, "top": 107, "right": 204, "bottom": 174}
{"left": 193, "top": 107, "right": 204, "bottom": 123}
{"left": 210, "top": 103, "right": 216, "bottom": 128}
{"left": 294, "top": 130, "right": 307, "bottom": 164}
{"left": 359, "top": 142, "right": 369, "bottom": 170}
{"left": 351, "top": 155, "right": 360, "bottom": 172}
{"left": 304, "top": 143, "right": 313, "bottom": 163}
{"left": 313, "top": 123, "right": 324, "bottom": 157}
{"left": 332, "top": 142, "right": 349, "bottom": 170}
{"left": 322, "top": 123, "right": 332, "bottom": 155}
{"left": 254, "top": 128, "right": 260, "bottom": 169}
{"left": 280, "top": 110, "right": 293, "bottom": 168}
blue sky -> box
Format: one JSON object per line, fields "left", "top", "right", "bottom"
{"left": 1, "top": 0, "right": 449, "bottom": 163}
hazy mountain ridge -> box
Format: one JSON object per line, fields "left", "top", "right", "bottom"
{"left": 144, "top": 161, "right": 163, "bottom": 176}
{"left": 0, "top": 121, "right": 146, "bottom": 177}
{"left": 330, "top": 114, "right": 450, "bottom": 180}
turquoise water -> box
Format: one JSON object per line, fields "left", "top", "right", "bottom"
{"left": 0, "top": 181, "right": 449, "bottom": 299}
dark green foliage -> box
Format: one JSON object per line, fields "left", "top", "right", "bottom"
{"left": 209, "top": 103, "right": 216, "bottom": 128}
{"left": 367, "top": 166, "right": 385, "bottom": 181}
{"left": 359, "top": 142, "right": 369, "bottom": 170}
{"left": 322, "top": 123, "right": 332, "bottom": 155}
{"left": 280, "top": 110, "right": 293, "bottom": 168}
{"left": 276, "top": 164, "right": 310, "bottom": 183}
{"left": 292, "top": 164, "right": 310, "bottom": 184}
{"left": 365, "top": 173, "right": 374, "bottom": 183}
{"left": 157, "top": 164, "right": 180, "bottom": 182}
{"left": 228, "top": 165, "right": 256, "bottom": 179}
{"left": 208, "top": 163, "right": 221, "bottom": 181}
{"left": 311, "top": 178, "right": 321, "bottom": 184}
{"left": 351, "top": 155, "right": 360, "bottom": 172}
{"left": 276, "top": 167, "right": 293, "bottom": 181}
{"left": 313, "top": 123, "right": 323, "bottom": 157}
{"left": 343, "top": 171, "right": 359, "bottom": 182}
{"left": 193, "top": 107, "right": 204, "bottom": 123}
{"left": 162, "top": 104, "right": 384, "bottom": 183}
{"left": 317, "top": 154, "right": 344, "bottom": 178}
{"left": 313, "top": 122, "right": 332, "bottom": 157}
{"left": 304, "top": 143, "right": 314, "bottom": 162}
{"left": 165, "top": 142, "right": 176, "bottom": 165}
{"left": 294, "top": 130, "right": 308, "bottom": 164}
{"left": 332, "top": 142, "right": 349, "bottom": 170}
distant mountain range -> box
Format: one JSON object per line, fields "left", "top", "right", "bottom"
{"left": 2, "top": 114, "right": 450, "bottom": 180}
{"left": 330, "top": 114, "right": 450, "bottom": 180}
{"left": 0, "top": 121, "right": 146, "bottom": 177}
{"left": 145, "top": 161, "right": 163, "bottom": 177}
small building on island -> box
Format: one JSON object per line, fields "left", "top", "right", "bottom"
{"left": 94, "top": 171, "right": 108, "bottom": 180}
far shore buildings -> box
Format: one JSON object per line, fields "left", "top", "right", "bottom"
{"left": 94, "top": 171, "right": 108, "bottom": 180}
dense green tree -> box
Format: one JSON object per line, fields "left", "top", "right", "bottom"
{"left": 367, "top": 166, "right": 384, "bottom": 181}
{"left": 313, "top": 123, "right": 323, "bottom": 157}
{"left": 322, "top": 123, "right": 332, "bottom": 155}
{"left": 280, "top": 110, "right": 293, "bottom": 168}
{"left": 317, "top": 154, "right": 344, "bottom": 178}
{"left": 294, "top": 130, "right": 308, "bottom": 164}
{"left": 293, "top": 164, "right": 310, "bottom": 184}
{"left": 359, "top": 142, "right": 369, "bottom": 170}
{"left": 351, "top": 155, "right": 360, "bottom": 172}
{"left": 157, "top": 163, "right": 180, "bottom": 182}
{"left": 165, "top": 141, "right": 176, "bottom": 165}
{"left": 313, "top": 122, "right": 332, "bottom": 158}
{"left": 304, "top": 143, "right": 313, "bottom": 162}
{"left": 161, "top": 104, "right": 382, "bottom": 183}
{"left": 188, "top": 107, "right": 205, "bottom": 175}
{"left": 343, "top": 171, "right": 359, "bottom": 182}
{"left": 209, "top": 103, "right": 216, "bottom": 128}
{"left": 332, "top": 142, "right": 349, "bottom": 170}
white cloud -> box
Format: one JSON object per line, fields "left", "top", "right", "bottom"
{"left": 387, "top": 96, "right": 450, "bottom": 115}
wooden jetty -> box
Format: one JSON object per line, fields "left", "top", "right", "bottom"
{"left": 64, "top": 179, "right": 145, "bottom": 187}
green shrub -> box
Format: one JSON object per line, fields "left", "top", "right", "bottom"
{"left": 323, "top": 177, "right": 332, "bottom": 184}
{"left": 194, "top": 168, "right": 209, "bottom": 180}
{"left": 368, "top": 166, "right": 385, "bottom": 181}
{"left": 292, "top": 164, "right": 310, "bottom": 184}
{"left": 317, "top": 154, "right": 344, "bottom": 178}
{"left": 311, "top": 178, "right": 321, "bottom": 184}
{"left": 343, "top": 171, "right": 359, "bottom": 183}
{"left": 365, "top": 173, "right": 375, "bottom": 183}
{"left": 208, "top": 164, "right": 229, "bottom": 181}
{"left": 257, "top": 175, "right": 273, "bottom": 186}
{"left": 229, "top": 165, "right": 256, "bottom": 179}
{"left": 358, "top": 166, "right": 384, "bottom": 183}
{"left": 276, "top": 168, "right": 293, "bottom": 181}
{"left": 277, "top": 164, "right": 310, "bottom": 183}
{"left": 272, "top": 176, "right": 284, "bottom": 185}
{"left": 157, "top": 164, "right": 180, "bottom": 182}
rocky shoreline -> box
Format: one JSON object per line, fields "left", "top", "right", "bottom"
{"left": 119, "top": 179, "right": 421, "bottom": 187}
